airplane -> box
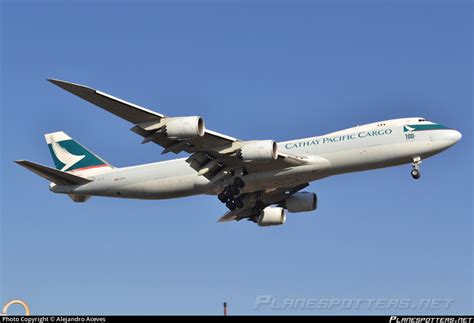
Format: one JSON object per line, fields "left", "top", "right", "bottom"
{"left": 16, "top": 79, "right": 462, "bottom": 226}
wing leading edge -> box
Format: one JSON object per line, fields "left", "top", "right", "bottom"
{"left": 48, "top": 79, "right": 238, "bottom": 155}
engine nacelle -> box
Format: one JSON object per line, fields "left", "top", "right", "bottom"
{"left": 257, "top": 207, "right": 286, "bottom": 226}
{"left": 165, "top": 116, "right": 205, "bottom": 139}
{"left": 237, "top": 140, "right": 278, "bottom": 162}
{"left": 285, "top": 192, "right": 317, "bottom": 213}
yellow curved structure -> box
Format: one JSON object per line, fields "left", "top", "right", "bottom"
{"left": 2, "top": 299, "right": 30, "bottom": 316}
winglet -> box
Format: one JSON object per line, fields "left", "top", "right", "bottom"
{"left": 48, "top": 78, "right": 74, "bottom": 87}
{"left": 47, "top": 79, "right": 95, "bottom": 96}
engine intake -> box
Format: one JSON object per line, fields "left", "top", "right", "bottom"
{"left": 165, "top": 116, "right": 205, "bottom": 139}
{"left": 285, "top": 192, "right": 317, "bottom": 213}
{"left": 257, "top": 207, "right": 286, "bottom": 226}
{"left": 237, "top": 140, "right": 278, "bottom": 162}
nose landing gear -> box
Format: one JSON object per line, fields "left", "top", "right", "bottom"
{"left": 411, "top": 157, "right": 421, "bottom": 180}
{"left": 411, "top": 168, "right": 420, "bottom": 180}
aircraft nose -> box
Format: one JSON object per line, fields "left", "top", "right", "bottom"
{"left": 448, "top": 129, "right": 462, "bottom": 143}
{"left": 444, "top": 130, "right": 462, "bottom": 145}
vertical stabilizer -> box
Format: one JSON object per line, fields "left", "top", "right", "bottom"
{"left": 44, "top": 131, "right": 114, "bottom": 176}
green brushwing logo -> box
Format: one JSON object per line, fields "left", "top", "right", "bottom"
{"left": 48, "top": 139, "right": 106, "bottom": 172}
{"left": 403, "top": 124, "right": 449, "bottom": 132}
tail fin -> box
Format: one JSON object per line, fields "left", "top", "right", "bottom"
{"left": 44, "top": 131, "right": 114, "bottom": 175}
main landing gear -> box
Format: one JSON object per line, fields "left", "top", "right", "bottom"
{"left": 218, "top": 177, "right": 246, "bottom": 210}
{"left": 411, "top": 157, "right": 421, "bottom": 180}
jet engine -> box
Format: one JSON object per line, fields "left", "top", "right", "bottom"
{"left": 257, "top": 207, "right": 286, "bottom": 226}
{"left": 165, "top": 116, "right": 205, "bottom": 139}
{"left": 285, "top": 192, "right": 317, "bottom": 213}
{"left": 237, "top": 140, "right": 278, "bottom": 162}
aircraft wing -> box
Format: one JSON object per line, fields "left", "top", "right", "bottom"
{"left": 218, "top": 183, "right": 309, "bottom": 222}
{"left": 48, "top": 79, "right": 237, "bottom": 153}
{"left": 48, "top": 79, "right": 312, "bottom": 180}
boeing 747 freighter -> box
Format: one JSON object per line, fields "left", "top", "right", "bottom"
{"left": 16, "top": 80, "right": 462, "bottom": 226}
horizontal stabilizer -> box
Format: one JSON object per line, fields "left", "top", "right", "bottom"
{"left": 15, "top": 160, "right": 92, "bottom": 186}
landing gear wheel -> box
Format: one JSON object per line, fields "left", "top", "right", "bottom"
{"left": 234, "top": 197, "right": 244, "bottom": 209}
{"left": 218, "top": 192, "right": 228, "bottom": 203}
{"left": 226, "top": 200, "right": 236, "bottom": 210}
{"left": 219, "top": 179, "right": 244, "bottom": 205}
{"left": 228, "top": 185, "right": 240, "bottom": 196}
{"left": 411, "top": 168, "right": 421, "bottom": 180}
{"left": 225, "top": 189, "right": 235, "bottom": 199}
{"left": 234, "top": 177, "right": 245, "bottom": 189}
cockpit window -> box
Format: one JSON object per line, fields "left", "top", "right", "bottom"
{"left": 418, "top": 119, "right": 426, "bottom": 122}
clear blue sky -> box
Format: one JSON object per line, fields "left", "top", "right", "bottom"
{"left": 1, "top": 0, "right": 472, "bottom": 315}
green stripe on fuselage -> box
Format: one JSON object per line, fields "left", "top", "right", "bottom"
{"left": 403, "top": 124, "right": 449, "bottom": 132}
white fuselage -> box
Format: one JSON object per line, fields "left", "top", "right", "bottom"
{"left": 52, "top": 117, "right": 461, "bottom": 199}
